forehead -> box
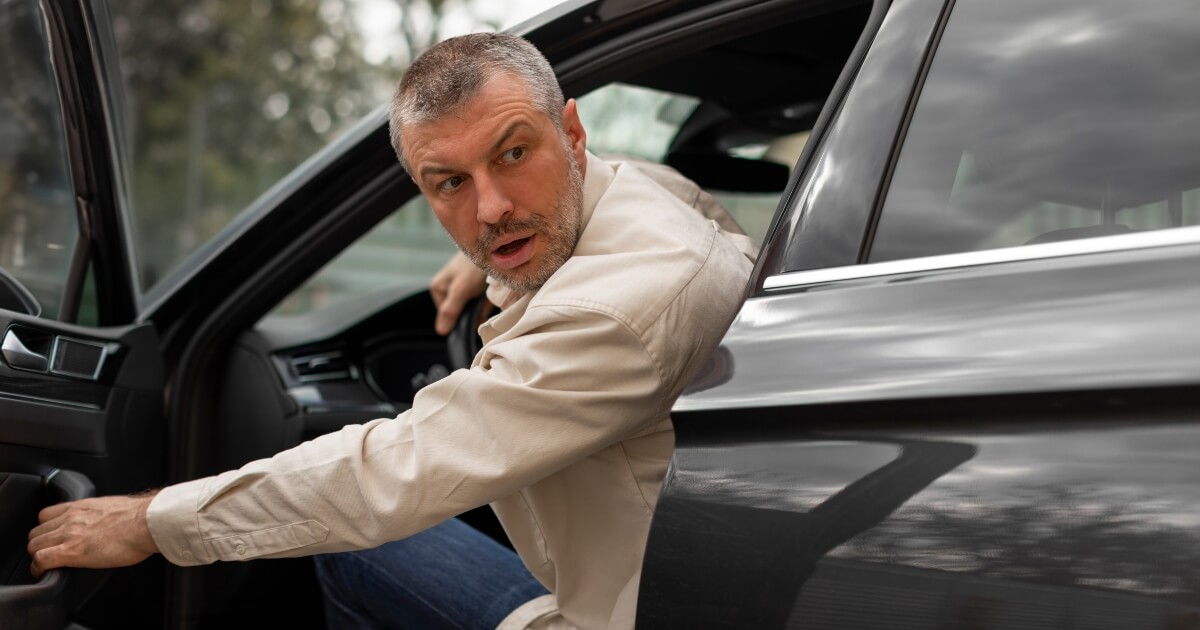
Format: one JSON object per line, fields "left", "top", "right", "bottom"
{"left": 402, "top": 76, "right": 545, "bottom": 162}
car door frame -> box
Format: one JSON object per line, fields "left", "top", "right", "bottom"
{"left": 41, "top": 0, "right": 139, "bottom": 325}
{"left": 0, "top": 0, "right": 158, "bottom": 529}
{"left": 0, "top": 0, "right": 171, "bottom": 625}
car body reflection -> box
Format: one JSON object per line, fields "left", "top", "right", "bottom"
{"left": 642, "top": 421, "right": 1200, "bottom": 628}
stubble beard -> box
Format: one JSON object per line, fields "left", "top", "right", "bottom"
{"left": 459, "top": 146, "right": 585, "bottom": 293}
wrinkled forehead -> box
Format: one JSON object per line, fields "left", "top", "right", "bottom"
{"left": 400, "top": 75, "right": 548, "bottom": 161}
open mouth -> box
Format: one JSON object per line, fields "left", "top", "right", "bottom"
{"left": 488, "top": 234, "right": 537, "bottom": 270}
{"left": 495, "top": 236, "right": 532, "bottom": 256}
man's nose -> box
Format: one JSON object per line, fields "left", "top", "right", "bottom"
{"left": 475, "top": 173, "right": 513, "bottom": 225}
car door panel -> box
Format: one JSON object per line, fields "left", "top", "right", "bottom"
{"left": 0, "top": 313, "right": 164, "bottom": 478}
{"left": 0, "top": 469, "right": 110, "bottom": 629}
{"left": 0, "top": 472, "right": 44, "bottom": 586}
{"left": 0, "top": 311, "right": 164, "bottom": 627}
{"left": 647, "top": 237, "right": 1200, "bottom": 626}
{"left": 647, "top": 401, "right": 1200, "bottom": 628}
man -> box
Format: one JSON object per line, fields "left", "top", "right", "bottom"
{"left": 28, "top": 33, "right": 755, "bottom": 628}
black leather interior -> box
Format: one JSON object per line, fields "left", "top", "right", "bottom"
{"left": 0, "top": 472, "right": 41, "bottom": 586}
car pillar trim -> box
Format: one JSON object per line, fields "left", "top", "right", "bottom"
{"left": 763, "top": 224, "right": 1200, "bottom": 291}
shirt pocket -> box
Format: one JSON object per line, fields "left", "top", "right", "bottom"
{"left": 493, "top": 491, "right": 550, "bottom": 569}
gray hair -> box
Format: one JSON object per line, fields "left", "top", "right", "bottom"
{"left": 389, "top": 33, "right": 564, "bottom": 172}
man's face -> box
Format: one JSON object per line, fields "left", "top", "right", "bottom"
{"left": 402, "top": 75, "right": 588, "bottom": 292}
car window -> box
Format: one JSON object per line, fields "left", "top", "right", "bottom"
{"left": 272, "top": 196, "right": 456, "bottom": 316}
{"left": 107, "top": 1, "right": 404, "bottom": 295}
{"left": 578, "top": 83, "right": 700, "bottom": 162}
{"left": 104, "top": 1, "right": 539, "bottom": 299}
{"left": 578, "top": 83, "right": 801, "bottom": 244}
{"left": 0, "top": 0, "right": 83, "bottom": 320}
{"left": 870, "top": 0, "right": 1200, "bottom": 263}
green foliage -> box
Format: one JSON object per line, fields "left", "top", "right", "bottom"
{"left": 110, "top": 0, "right": 400, "bottom": 289}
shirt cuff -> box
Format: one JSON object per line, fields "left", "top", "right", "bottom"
{"left": 146, "top": 476, "right": 216, "bottom": 566}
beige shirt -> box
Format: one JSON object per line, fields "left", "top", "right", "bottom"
{"left": 146, "top": 152, "right": 756, "bottom": 629}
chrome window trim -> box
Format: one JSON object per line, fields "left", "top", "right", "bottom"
{"left": 764, "top": 225, "right": 1200, "bottom": 291}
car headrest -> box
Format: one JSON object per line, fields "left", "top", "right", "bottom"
{"left": 665, "top": 152, "right": 791, "bottom": 194}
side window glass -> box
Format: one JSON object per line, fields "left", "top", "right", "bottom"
{"left": 871, "top": 0, "right": 1200, "bottom": 263}
{"left": 577, "top": 83, "right": 801, "bottom": 244}
{"left": 271, "top": 196, "right": 457, "bottom": 316}
{"left": 714, "top": 133, "right": 810, "bottom": 244}
{"left": 106, "top": 2, "right": 488, "bottom": 297}
{"left": 578, "top": 83, "right": 699, "bottom": 162}
{"left": 0, "top": 0, "right": 81, "bottom": 319}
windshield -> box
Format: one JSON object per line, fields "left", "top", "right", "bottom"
{"left": 107, "top": 0, "right": 561, "bottom": 297}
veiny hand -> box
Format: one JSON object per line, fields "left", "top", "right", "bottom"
{"left": 27, "top": 493, "right": 161, "bottom": 578}
{"left": 429, "top": 251, "right": 487, "bottom": 336}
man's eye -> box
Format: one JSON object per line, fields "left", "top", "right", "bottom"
{"left": 501, "top": 147, "right": 525, "bottom": 163}
{"left": 439, "top": 176, "right": 465, "bottom": 192}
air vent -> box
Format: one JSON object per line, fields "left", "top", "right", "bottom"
{"left": 289, "top": 351, "right": 356, "bottom": 383}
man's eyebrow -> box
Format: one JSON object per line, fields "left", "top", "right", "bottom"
{"left": 416, "top": 120, "right": 537, "bottom": 181}
{"left": 418, "top": 164, "right": 459, "bottom": 182}
{"left": 489, "top": 120, "right": 535, "bottom": 156}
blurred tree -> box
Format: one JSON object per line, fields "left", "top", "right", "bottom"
{"left": 111, "top": 0, "right": 390, "bottom": 288}
{"left": 108, "top": 0, "right": 498, "bottom": 291}
{"left": 392, "top": 0, "right": 451, "bottom": 64}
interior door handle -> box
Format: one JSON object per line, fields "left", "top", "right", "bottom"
{"left": 2, "top": 328, "right": 49, "bottom": 372}
{"left": 0, "top": 470, "right": 106, "bottom": 629}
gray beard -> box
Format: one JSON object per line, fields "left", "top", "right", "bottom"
{"left": 459, "top": 149, "right": 585, "bottom": 293}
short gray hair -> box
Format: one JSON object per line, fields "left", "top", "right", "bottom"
{"left": 389, "top": 33, "right": 564, "bottom": 172}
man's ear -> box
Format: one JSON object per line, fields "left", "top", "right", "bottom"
{"left": 561, "top": 98, "right": 588, "bottom": 167}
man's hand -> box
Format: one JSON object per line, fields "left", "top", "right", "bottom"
{"left": 430, "top": 251, "right": 487, "bottom": 336}
{"left": 27, "top": 493, "right": 161, "bottom": 578}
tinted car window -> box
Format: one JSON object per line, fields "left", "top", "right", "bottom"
{"left": 579, "top": 83, "right": 792, "bottom": 243}
{"left": 0, "top": 0, "right": 81, "bottom": 319}
{"left": 870, "top": 0, "right": 1200, "bottom": 263}
{"left": 105, "top": 1, "right": 543, "bottom": 297}
{"left": 271, "top": 195, "right": 455, "bottom": 316}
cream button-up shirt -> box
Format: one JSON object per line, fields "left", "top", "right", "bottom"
{"left": 146, "top": 152, "right": 757, "bottom": 629}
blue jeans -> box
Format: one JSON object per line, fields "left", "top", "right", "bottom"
{"left": 313, "top": 517, "right": 548, "bottom": 629}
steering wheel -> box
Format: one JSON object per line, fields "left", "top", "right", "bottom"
{"left": 446, "top": 296, "right": 496, "bottom": 371}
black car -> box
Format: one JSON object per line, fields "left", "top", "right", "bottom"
{"left": 3, "top": 0, "right": 1199, "bottom": 628}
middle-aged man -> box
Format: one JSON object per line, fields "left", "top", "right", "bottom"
{"left": 29, "top": 33, "right": 756, "bottom": 629}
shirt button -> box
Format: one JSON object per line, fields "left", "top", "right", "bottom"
{"left": 181, "top": 550, "right": 194, "bottom": 560}
{"left": 235, "top": 543, "right": 247, "bottom": 556}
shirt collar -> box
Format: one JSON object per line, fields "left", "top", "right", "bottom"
{"left": 579, "top": 150, "right": 613, "bottom": 233}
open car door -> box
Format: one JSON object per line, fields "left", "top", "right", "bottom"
{"left": 0, "top": 0, "right": 167, "bottom": 627}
